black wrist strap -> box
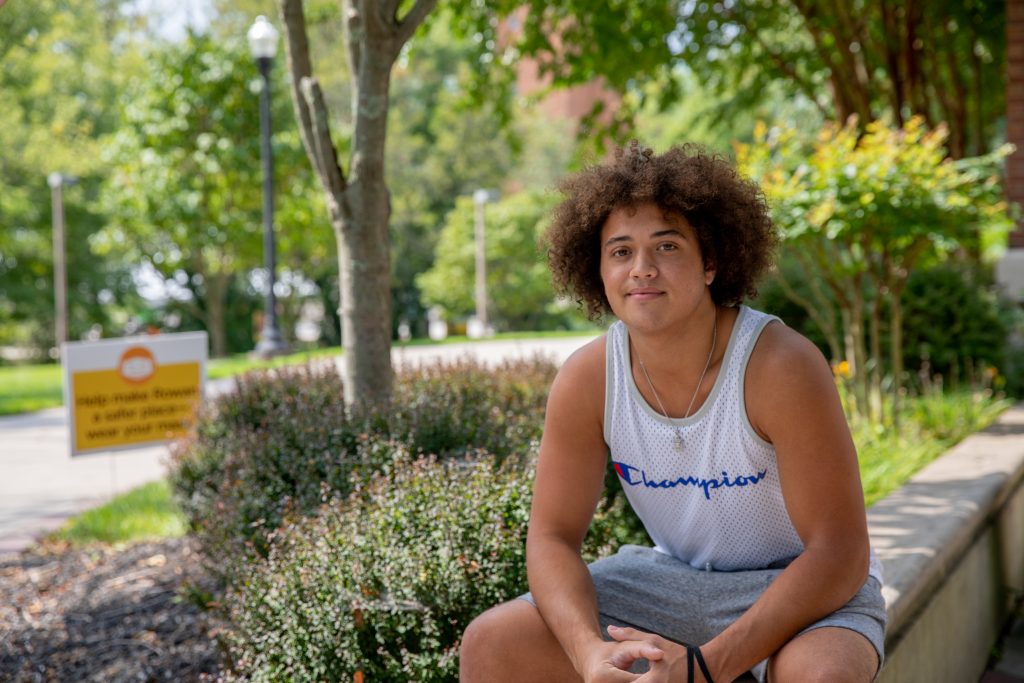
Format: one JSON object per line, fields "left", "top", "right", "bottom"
{"left": 685, "top": 644, "right": 715, "bottom": 683}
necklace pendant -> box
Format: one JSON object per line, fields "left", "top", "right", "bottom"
{"left": 674, "top": 432, "right": 684, "bottom": 451}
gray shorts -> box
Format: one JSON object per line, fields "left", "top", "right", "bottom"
{"left": 521, "top": 544, "right": 886, "bottom": 682}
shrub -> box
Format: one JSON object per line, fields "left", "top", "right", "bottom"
{"left": 217, "top": 450, "right": 642, "bottom": 683}
{"left": 757, "top": 260, "right": 1020, "bottom": 397}
{"left": 169, "top": 358, "right": 557, "bottom": 570}
{"left": 899, "top": 264, "right": 1008, "bottom": 385}
{"left": 217, "top": 452, "right": 527, "bottom": 682}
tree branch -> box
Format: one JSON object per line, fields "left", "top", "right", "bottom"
{"left": 359, "top": 0, "right": 389, "bottom": 37}
{"left": 730, "top": 7, "right": 831, "bottom": 119}
{"left": 789, "top": 0, "right": 855, "bottom": 121}
{"left": 395, "top": 0, "right": 438, "bottom": 45}
{"left": 878, "top": 0, "right": 905, "bottom": 126}
{"left": 343, "top": 1, "right": 362, "bottom": 79}
{"left": 301, "top": 77, "right": 347, "bottom": 198}
{"left": 775, "top": 265, "right": 841, "bottom": 360}
{"left": 279, "top": 0, "right": 347, "bottom": 199}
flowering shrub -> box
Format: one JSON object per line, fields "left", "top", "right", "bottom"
{"left": 736, "top": 117, "right": 1015, "bottom": 423}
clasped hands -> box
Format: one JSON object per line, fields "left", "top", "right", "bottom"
{"left": 581, "top": 624, "right": 713, "bottom": 683}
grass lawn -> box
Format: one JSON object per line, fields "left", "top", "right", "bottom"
{"left": 0, "top": 329, "right": 603, "bottom": 417}
{"left": 0, "top": 363, "right": 64, "bottom": 416}
{"left": 45, "top": 479, "right": 187, "bottom": 546}
{"left": 858, "top": 390, "right": 1012, "bottom": 506}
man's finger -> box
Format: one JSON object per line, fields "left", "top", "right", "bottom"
{"left": 607, "top": 624, "right": 650, "bottom": 641}
{"left": 607, "top": 642, "right": 665, "bottom": 669}
{"left": 607, "top": 625, "right": 666, "bottom": 660}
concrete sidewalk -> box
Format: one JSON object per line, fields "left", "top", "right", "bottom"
{"left": 0, "top": 408, "right": 171, "bottom": 554}
{"left": 0, "top": 335, "right": 598, "bottom": 555}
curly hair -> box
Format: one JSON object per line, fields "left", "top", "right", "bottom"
{"left": 545, "top": 141, "right": 778, "bottom": 319}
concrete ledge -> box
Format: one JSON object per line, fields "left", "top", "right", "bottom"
{"left": 872, "top": 403, "right": 1024, "bottom": 682}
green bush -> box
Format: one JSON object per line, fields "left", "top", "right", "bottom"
{"left": 169, "top": 358, "right": 558, "bottom": 568}
{"left": 899, "top": 264, "right": 1009, "bottom": 385}
{"left": 218, "top": 452, "right": 530, "bottom": 682}
{"left": 757, "top": 260, "right": 1020, "bottom": 395}
{"left": 217, "top": 451, "right": 639, "bottom": 683}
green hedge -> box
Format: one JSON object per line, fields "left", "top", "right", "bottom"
{"left": 170, "top": 358, "right": 646, "bottom": 681}
{"left": 216, "top": 451, "right": 639, "bottom": 683}
{"left": 169, "top": 358, "right": 560, "bottom": 566}
{"left": 218, "top": 453, "right": 532, "bottom": 682}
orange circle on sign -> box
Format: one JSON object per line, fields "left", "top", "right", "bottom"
{"left": 118, "top": 346, "right": 157, "bottom": 384}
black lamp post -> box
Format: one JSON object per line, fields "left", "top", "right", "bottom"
{"left": 248, "top": 15, "right": 288, "bottom": 357}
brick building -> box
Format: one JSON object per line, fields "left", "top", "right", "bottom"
{"left": 1009, "top": 0, "right": 1024, "bottom": 248}
{"left": 500, "top": 9, "right": 619, "bottom": 131}
{"left": 999, "top": 0, "right": 1024, "bottom": 299}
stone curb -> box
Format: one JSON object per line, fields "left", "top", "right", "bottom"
{"left": 871, "top": 403, "right": 1024, "bottom": 681}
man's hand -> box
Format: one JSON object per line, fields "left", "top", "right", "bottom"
{"left": 578, "top": 629, "right": 664, "bottom": 682}
{"left": 603, "top": 625, "right": 708, "bottom": 683}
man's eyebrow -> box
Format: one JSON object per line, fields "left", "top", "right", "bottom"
{"left": 650, "top": 229, "right": 684, "bottom": 238}
{"left": 605, "top": 228, "right": 684, "bottom": 247}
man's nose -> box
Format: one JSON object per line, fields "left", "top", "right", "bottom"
{"left": 630, "top": 251, "right": 657, "bottom": 278}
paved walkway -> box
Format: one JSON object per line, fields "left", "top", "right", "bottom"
{"left": 0, "top": 336, "right": 597, "bottom": 555}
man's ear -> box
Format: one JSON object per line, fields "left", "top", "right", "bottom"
{"left": 704, "top": 264, "right": 716, "bottom": 286}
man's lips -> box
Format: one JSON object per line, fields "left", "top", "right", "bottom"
{"left": 626, "top": 288, "right": 664, "bottom": 300}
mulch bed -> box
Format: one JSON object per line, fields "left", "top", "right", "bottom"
{"left": 0, "top": 537, "right": 224, "bottom": 682}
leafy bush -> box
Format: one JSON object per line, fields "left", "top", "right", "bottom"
{"left": 899, "top": 264, "right": 1008, "bottom": 385}
{"left": 217, "top": 452, "right": 529, "bottom": 682}
{"left": 737, "top": 117, "right": 1015, "bottom": 421}
{"left": 757, "top": 260, "right": 1022, "bottom": 397}
{"left": 217, "top": 450, "right": 639, "bottom": 683}
{"left": 169, "top": 358, "right": 557, "bottom": 568}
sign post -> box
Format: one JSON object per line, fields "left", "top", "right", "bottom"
{"left": 61, "top": 332, "right": 208, "bottom": 456}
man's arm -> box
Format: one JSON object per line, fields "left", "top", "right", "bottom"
{"left": 700, "top": 323, "right": 872, "bottom": 682}
{"left": 527, "top": 339, "right": 665, "bottom": 681}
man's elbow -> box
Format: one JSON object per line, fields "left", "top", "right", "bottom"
{"left": 807, "top": 535, "right": 871, "bottom": 598}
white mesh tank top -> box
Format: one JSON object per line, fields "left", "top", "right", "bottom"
{"left": 604, "top": 305, "right": 883, "bottom": 579}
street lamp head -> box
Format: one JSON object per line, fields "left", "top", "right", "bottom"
{"left": 474, "top": 188, "right": 500, "bottom": 205}
{"left": 247, "top": 15, "right": 279, "bottom": 60}
{"left": 47, "top": 173, "right": 79, "bottom": 189}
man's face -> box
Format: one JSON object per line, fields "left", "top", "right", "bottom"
{"left": 598, "top": 202, "right": 714, "bottom": 332}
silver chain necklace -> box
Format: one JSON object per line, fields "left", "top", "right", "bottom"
{"left": 637, "top": 306, "right": 718, "bottom": 452}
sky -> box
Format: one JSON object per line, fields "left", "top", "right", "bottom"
{"left": 127, "top": 0, "right": 214, "bottom": 42}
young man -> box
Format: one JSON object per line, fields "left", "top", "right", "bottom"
{"left": 459, "top": 142, "right": 886, "bottom": 683}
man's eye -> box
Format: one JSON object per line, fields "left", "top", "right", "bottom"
{"left": 612, "top": 248, "right": 629, "bottom": 257}
{"left": 658, "top": 243, "right": 678, "bottom": 251}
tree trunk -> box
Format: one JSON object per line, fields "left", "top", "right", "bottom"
{"left": 867, "top": 286, "right": 883, "bottom": 425}
{"left": 206, "top": 277, "right": 229, "bottom": 358}
{"left": 849, "top": 275, "right": 871, "bottom": 423}
{"left": 889, "top": 278, "right": 904, "bottom": 433}
{"left": 279, "top": 0, "right": 436, "bottom": 408}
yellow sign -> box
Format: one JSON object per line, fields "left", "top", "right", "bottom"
{"left": 63, "top": 332, "right": 207, "bottom": 455}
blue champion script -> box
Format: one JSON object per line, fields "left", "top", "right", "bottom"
{"left": 613, "top": 461, "right": 768, "bottom": 501}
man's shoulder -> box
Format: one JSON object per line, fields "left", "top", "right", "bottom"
{"left": 549, "top": 333, "right": 608, "bottom": 405}
{"left": 750, "top": 317, "right": 826, "bottom": 373}
{"left": 560, "top": 333, "right": 608, "bottom": 381}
